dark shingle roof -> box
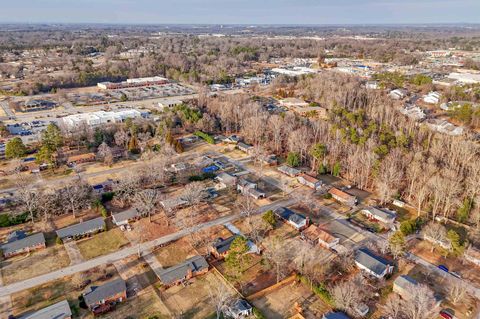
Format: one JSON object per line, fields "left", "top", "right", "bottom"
{"left": 275, "top": 207, "right": 306, "bottom": 225}
{"left": 1, "top": 232, "right": 45, "bottom": 256}
{"left": 83, "top": 278, "right": 126, "bottom": 307}
{"left": 212, "top": 235, "right": 238, "bottom": 254}
{"left": 158, "top": 255, "right": 208, "bottom": 285}
{"left": 323, "top": 312, "right": 351, "bottom": 319}
{"left": 56, "top": 217, "right": 105, "bottom": 239}
{"left": 355, "top": 248, "right": 391, "bottom": 277}
{"left": 19, "top": 299, "right": 71, "bottom": 319}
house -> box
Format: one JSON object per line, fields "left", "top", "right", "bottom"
{"left": 365, "top": 81, "right": 379, "bottom": 90}
{"left": 19, "top": 299, "right": 72, "bottom": 319}
{"left": 354, "top": 248, "right": 394, "bottom": 279}
{"left": 423, "top": 91, "right": 441, "bottom": 104}
{"left": 56, "top": 217, "right": 105, "bottom": 242}
{"left": 322, "top": 312, "right": 351, "bottom": 319}
{"left": 361, "top": 207, "right": 396, "bottom": 225}
{"left": 160, "top": 196, "right": 188, "bottom": 212}
{"left": 216, "top": 172, "right": 237, "bottom": 188}
{"left": 328, "top": 187, "right": 357, "bottom": 206}
{"left": 260, "top": 154, "right": 278, "bottom": 166}
{"left": 67, "top": 153, "right": 96, "bottom": 165}
{"left": 1, "top": 231, "right": 46, "bottom": 258}
{"left": 169, "top": 162, "right": 190, "bottom": 173}
{"left": 92, "top": 179, "right": 114, "bottom": 194}
{"left": 158, "top": 98, "right": 183, "bottom": 110}
{"left": 389, "top": 89, "right": 406, "bottom": 100}
{"left": 223, "top": 135, "right": 241, "bottom": 144}
{"left": 112, "top": 208, "right": 140, "bottom": 226}
{"left": 158, "top": 255, "right": 209, "bottom": 287}
{"left": 297, "top": 173, "right": 322, "bottom": 190}
{"left": 277, "top": 165, "right": 301, "bottom": 177}
{"left": 210, "top": 235, "right": 239, "bottom": 259}
{"left": 465, "top": 246, "right": 480, "bottom": 266}
{"left": 224, "top": 299, "right": 253, "bottom": 319}
{"left": 274, "top": 207, "right": 309, "bottom": 231}
{"left": 393, "top": 275, "right": 418, "bottom": 300}
{"left": 301, "top": 225, "right": 339, "bottom": 249}
{"left": 237, "top": 178, "right": 266, "bottom": 199}
{"left": 83, "top": 278, "right": 127, "bottom": 313}
{"left": 237, "top": 142, "right": 254, "bottom": 154}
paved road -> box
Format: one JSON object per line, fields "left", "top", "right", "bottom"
{"left": 0, "top": 197, "right": 294, "bottom": 297}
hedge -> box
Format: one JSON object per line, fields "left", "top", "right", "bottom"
{"left": 0, "top": 212, "right": 29, "bottom": 227}
{"left": 194, "top": 131, "right": 215, "bottom": 144}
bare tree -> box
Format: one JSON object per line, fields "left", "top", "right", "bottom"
{"left": 208, "top": 276, "right": 233, "bottom": 319}
{"left": 384, "top": 294, "right": 404, "bottom": 319}
{"left": 60, "top": 181, "right": 92, "bottom": 218}
{"left": 448, "top": 279, "right": 467, "bottom": 305}
{"left": 331, "top": 275, "right": 366, "bottom": 316}
{"left": 97, "top": 142, "right": 114, "bottom": 166}
{"left": 182, "top": 181, "right": 205, "bottom": 208}
{"left": 114, "top": 129, "right": 129, "bottom": 149}
{"left": 422, "top": 222, "right": 448, "bottom": 252}
{"left": 402, "top": 284, "right": 435, "bottom": 319}
{"left": 114, "top": 174, "right": 142, "bottom": 207}
{"left": 132, "top": 188, "right": 160, "bottom": 222}
{"left": 263, "top": 236, "right": 291, "bottom": 283}
{"left": 15, "top": 177, "right": 40, "bottom": 224}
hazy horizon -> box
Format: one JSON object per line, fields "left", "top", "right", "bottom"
{"left": 1, "top": 0, "right": 479, "bottom": 25}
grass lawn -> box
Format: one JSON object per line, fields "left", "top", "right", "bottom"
{"left": 11, "top": 265, "right": 118, "bottom": 317}
{"left": 153, "top": 238, "right": 196, "bottom": 268}
{"left": 77, "top": 228, "right": 130, "bottom": 260}
{"left": 1, "top": 245, "right": 70, "bottom": 285}
{"left": 100, "top": 286, "right": 170, "bottom": 319}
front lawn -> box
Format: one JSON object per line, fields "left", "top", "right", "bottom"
{"left": 77, "top": 228, "right": 130, "bottom": 260}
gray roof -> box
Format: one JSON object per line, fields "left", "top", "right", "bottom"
{"left": 160, "top": 197, "right": 188, "bottom": 210}
{"left": 19, "top": 299, "right": 72, "bottom": 319}
{"left": 83, "top": 278, "right": 126, "bottom": 307}
{"left": 112, "top": 208, "right": 140, "bottom": 223}
{"left": 1, "top": 232, "right": 45, "bottom": 256}
{"left": 323, "top": 312, "right": 351, "bottom": 319}
{"left": 216, "top": 172, "right": 237, "bottom": 185}
{"left": 56, "top": 217, "right": 105, "bottom": 239}
{"left": 277, "top": 165, "right": 301, "bottom": 176}
{"left": 237, "top": 142, "right": 253, "bottom": 149}
{"left": 362, "top": 207, "right": 396, "bottom": 223}
{"left": 394, "top": 275, "right": 417, "bottom": 290}
{"left": 355, "top": 248, "right": 391, "bottom": 277}
{"left": 275, "top": 207, "right": 306, "bottom": 226}
{"left": 158, "top": 255, "right": 208, "bottom": 285}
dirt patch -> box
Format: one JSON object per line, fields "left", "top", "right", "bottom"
{"left": 1, "top": 245, "right": 70, "bottom": 285}
{"left": 160, "top": 271, "right": 235, "bottom": 319}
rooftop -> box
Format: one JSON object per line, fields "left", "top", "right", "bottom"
{"left": 83, "top": 278, "right": 126, "bottom": 307}
{"left": 158, "top": 255, "right": 209, "bottom": 285}
{"left": 19, "top": 299, "right": 72, "bottom": 319}
{"left": 1, "top": 232, "right": 45, "bottom": 256}
{"left": 56, "top": 217, "right": 105, "bottom": 239}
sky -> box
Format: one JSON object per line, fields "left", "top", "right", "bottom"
{"left": 1, "top": 0, "right": 479, "bottom": 25}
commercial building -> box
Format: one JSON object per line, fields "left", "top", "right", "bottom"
{"left": 97, "top": 76, "right": 169, "bottom": 90}
{"left": 447, "top": 72, "right": 480, "bottom": 84}
{"left": 62, "top": 110, "right": 145, "bottom": 129}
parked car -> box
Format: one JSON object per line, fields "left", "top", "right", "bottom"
{"left": 450, "top": 271, "right": 462, "bottom": 279}
{"left": 439, "top": 309, "right": 454, "bottom": 319}
{"left": 438, "top": 265, "right": 449, "bottom": 272}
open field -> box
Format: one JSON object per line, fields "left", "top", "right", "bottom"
{"left": 160, "top": 271, "right": 235, "bottom": 319}
{"left": 250, "top": 279, "right": 331, "bottom": 319}
{"left": 10, "top": 264, "right": 118, "bottom": 317}
{"left": 1, "top": 245, "right": 70, "bottom": 285}
{"left": 77, "top": 228, "right": 130, "bottom": 260}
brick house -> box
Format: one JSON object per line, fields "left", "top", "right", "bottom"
{"left": 83, "top": 278, "right": 127, "bottom": 314}
{"left": 1, "top": 231, "right": 46, "bottom": 259}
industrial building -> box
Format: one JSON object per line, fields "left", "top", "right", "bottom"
{"left": 97, "top": 76, "right": 169, "bottom": 90}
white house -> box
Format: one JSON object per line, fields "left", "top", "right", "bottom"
{"left": 361, "top": 207, "right": 396, "bottom": 225}
{"left": 354, "top": 248, "right": 394, "bottom": 279}
{"left": 423, "top": 91, "right": 441, "bottom": 104}
{"left": 297, "top": 173, "right": 322, "bottom": 190}
{"left": 389, "top": 89, "right": 406, "bottom": 100}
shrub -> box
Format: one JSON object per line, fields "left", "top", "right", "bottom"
{"left": 286, "top": 151, "right": 300, "bottom": 167}
{"left": 189, "top": 172, "right": 216, "bottom": 181}
{"left": 0, "top": 212, "right": 29, "bottom": 227}
{"left": 297, "top": 274, "right": 334, "bottom": 306}
{"left": 253, "top": 308, "right": 266, "bottom": 319}
{"left": 194, "top": 130, "right": 215, "bottom": 144}
{"left": 262, "top": 210, "right": 276, "bottom": 227}
{"left": 101, "top": 192, "right": 115, "bottom": 202}
{"left": 55, "top": 236, "right": 63, "bottom": 245}
{"left": 323, "top": 193, "right": 332, "bottom": 199}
